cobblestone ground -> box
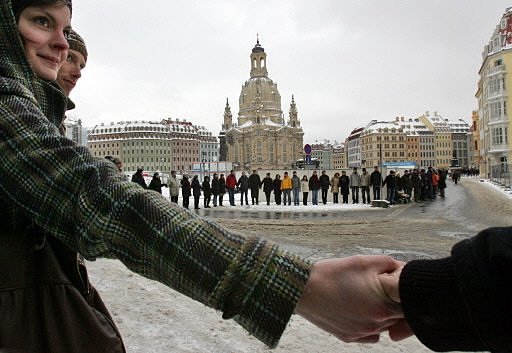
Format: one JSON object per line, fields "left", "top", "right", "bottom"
{"left": 88, "top": 178, "right": 511, "bottom": 353}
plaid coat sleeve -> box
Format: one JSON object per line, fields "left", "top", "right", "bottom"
{"left": 0, "top": 82, "right": 311, "bottom": 347}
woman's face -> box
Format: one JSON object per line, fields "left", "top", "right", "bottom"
{"left": 17, "top": 4, "right": 71, "bottom": 81}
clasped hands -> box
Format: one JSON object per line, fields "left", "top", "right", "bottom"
{"left": 295, "top": 255, "right": 413, "bottom": 343}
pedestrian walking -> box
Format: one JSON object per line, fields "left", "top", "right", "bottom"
{"left": 382, "top": 170, "right": 397, "bottom": 205}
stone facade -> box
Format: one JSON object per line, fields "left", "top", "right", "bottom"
{"left": 220, "top": 39, "right": 304, "bottom": 170}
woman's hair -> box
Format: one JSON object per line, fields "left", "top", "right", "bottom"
{"left": 12, "top": 0, "right": 72, "bottom": 21}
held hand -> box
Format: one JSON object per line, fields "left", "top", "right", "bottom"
{"left": 295, "top": 256, "right": 405, "bottom": 343}
{"left": 378, "top": 266, "right": 414, "bottom": 341}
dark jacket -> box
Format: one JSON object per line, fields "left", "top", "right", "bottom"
{"left": 339, "top": 175, "right": 350, "bottom": 195}
{"left": 211, "top": 176, "right": 220, "bottom": 195}
{"left": 237, "top": 174, "right": 249, "bottom": 191}
{"left": 248, "top": 173, "right": 262, "bottom": 190}
{"left": 181, "top": 178, "right": 191, "bottom": 197}
{"left": 308, "top": 175, "right": 321, "bottom": 191}
{"left": 191, "top": 177, "right": 202, "bottom": 197}
{"left": 148, "top": 176, "right": 167, "bottom": 194}
{"left": 273, "top": 178, "right": 282, "bottom": 194}
{"left": 202, "top": 178, "right": 212, "bottom": 197}
{"left": 262, "top": 176, "right": 274, "bottom": 193}
{"left": 370, "top": 170, "right": 382, "bottom": 187}
{"left": 400, "top": 227, "right": 512, "bottom": 352}
{"left": 382, "top": 174, "right": 396, "bottom": 188}
{"left": 218, "top": 177, "right": 226, "bottom": 194}
{"left": 319, "top": 174, "right": 331, "bottom": 190}
{"left": 131, "top": 171, "right": 147, "bottom": 189}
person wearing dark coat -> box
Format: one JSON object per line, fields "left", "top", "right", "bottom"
{"left": 202, "top": 176, "right": 212, "bottom": 208}
{"left": 411, "top": 169, "right": 421, "bottom": 202}
{"left": 248, "top": 170, "right": 262, "bottom": 205}
{"left": 273, "top": 174, "right": 282, "bottom": 205}
{"left": 191, "top": 175, "right": 202, "bottom": 210}
{"left": 308, "top": 171, "right": 321, "bottom": 205}
{"left": 211, "top": 173, "right": 220, "bottom": 207}
{"left": 218, "top": 174, "right": 226, "bottom": 206}
{"left": 148, "top": 172, "right": 167, "bottom": 194}
{"left": 438, "top": 169, "right": 448, "bottom": 198}
{"left": 339, "top": 171, "right": 350, "bottom": 204}
{"left": 262, "top": 173, "right": 274, "bottom": 206}
{"left": 382, "top": 170, "right": 396, "bottom": 205}
{"left": 131, "top": 168, "right": 147, "bottom": 189}
{"left": 237, "top": 171, "right": 249, "bottom": 206}
{"left": 180, "top": 175, "right": 191, "bottom": 209}
{"left": 370, "top": 166, "right": 383, "bottom": 200}
{"left": 319, "top": 171, "right": 331, "bottom": 205}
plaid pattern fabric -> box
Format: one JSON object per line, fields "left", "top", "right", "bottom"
{"left": 0, "top": 0, "right": 311, "bottom": 347}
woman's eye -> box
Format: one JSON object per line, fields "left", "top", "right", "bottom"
{"left": 34, "top": 16, "right": 50, "bottom": 28}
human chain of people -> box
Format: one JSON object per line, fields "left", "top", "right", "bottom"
{"left": 129, "top": 166, "right": 464, "bottom": 209}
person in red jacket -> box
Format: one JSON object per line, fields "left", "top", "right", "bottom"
{"left": 226, "top": 170, "right": 237, "bottom": 206}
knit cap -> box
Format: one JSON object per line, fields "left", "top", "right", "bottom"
{"left": 67, "top": 29, "right": 88, "bottom": 62}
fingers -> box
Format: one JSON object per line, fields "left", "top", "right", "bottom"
{"left": 377, "top": 267, "right": 403, "bottom": 303}
{"left": 388, "top": 319, "right": 414, "bottom": 341}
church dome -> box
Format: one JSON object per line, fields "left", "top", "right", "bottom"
{"left": 252, "top": 40, "right": 264, "bottom": 53}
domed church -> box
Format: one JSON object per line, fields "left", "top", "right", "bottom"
{"left": 219, "top": 38, "right": 304, "bottom": 170}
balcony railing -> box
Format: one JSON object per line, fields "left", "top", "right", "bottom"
{"left": 486, "top": 64, "right": 506, "bottom": 77}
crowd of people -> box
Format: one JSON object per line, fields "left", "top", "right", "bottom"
{"left": 133, "top": 166, "right": 457, "bottom": 209}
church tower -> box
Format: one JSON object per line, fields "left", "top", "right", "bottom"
{"left": 220, "top": 38, "right": 304, "bottom": 170}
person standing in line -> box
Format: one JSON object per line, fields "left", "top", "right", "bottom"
{"left": 438, "top": 169, "right": 447, "bottom": 198}
{"left": 226, "top": 170, "right": 237, "bottom": 206}
{"left": 131, "top": 168, "right": 147, "bottom": 189}
{"left": 319, "top": 170, "right": 330, "bottom": 205}
{"left": 330, "top": 172, "right": 340, "bottom": 204}
{"left": 291, "top": 171, "right": 301, "bottom": 206}
{"left": 339, "top": 171, "right": 350, "bottom": 204}
{"left": 191, "top": 175, "right": 202, "bottom": 210}
{"left": 349, "top": 167, "right": 360, "bottom": 204}
{"left": 237, "top": 171, "right": 249, "bottom": 206}
{"left": 402, "top": 170, "right": 413, "bottom": 202}
{"left": 168, "top": 170, "right": 180, "bottom": 203}
{"left": 218, "top": 173, "right": 226, "bottom": 206}
{"left": 431, "top": 170, "right": 439, "bottom": 198}
{"left": 411, "top": 169, "right": 421, "bottom": 202}
{"left": 211, "top": 173, "right": 220, "bottom": 207}
{"left": 370, "top": 166, "right": 383, "bottom": 200}
{"left": 148, "top": 172, "right": 167, "bottom": 194}
{"left": 301, "top": 175, "right": 309, "bottom": 205}
{"left": 360, "top": 168, "right": 371, "bottom": 204}
{"left": 281, "top": 171, "right": 292, "bottom": 206}
{"left": 309, "top": 171, "right": 320, "bottom": 205}
{"left": 202, "top": 175, "right": 212, "bottom": 208}
{"left": 273, "top": 174, "right": 282, "bottom": 205}
{"left": 426, "top": 166, "right": 434, "bottom": 199}
{"left": 262, "top": 172, "right": 273, "bottom": 205}
{"left": 248, "top": 170, "right": 261, "bottom": 205}
{"left": 382, "top": 170, "right": 397, "bottom": 205}
{"left": 180, "top": 175, "right": 191, "bottom": 209}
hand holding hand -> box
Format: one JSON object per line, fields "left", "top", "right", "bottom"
{"left": 378, "top": 265, "right": 414, "bottom": 341}
{"left": 295, "top": 255, "right": 404, "bottom": 343}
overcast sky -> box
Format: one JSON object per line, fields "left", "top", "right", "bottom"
{"left": 69, "top": 1, "right": 509, "bottom": 143}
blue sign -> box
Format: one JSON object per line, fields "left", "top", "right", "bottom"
{"left": 304, "top": 144, "right": 312, "bottom": 155}
{"left": 382, "top": 162, "right": 416, "bottom": 167}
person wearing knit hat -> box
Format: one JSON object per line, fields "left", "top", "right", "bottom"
{"left": 57, "top": 28, "right": 87, "bottom": 96}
